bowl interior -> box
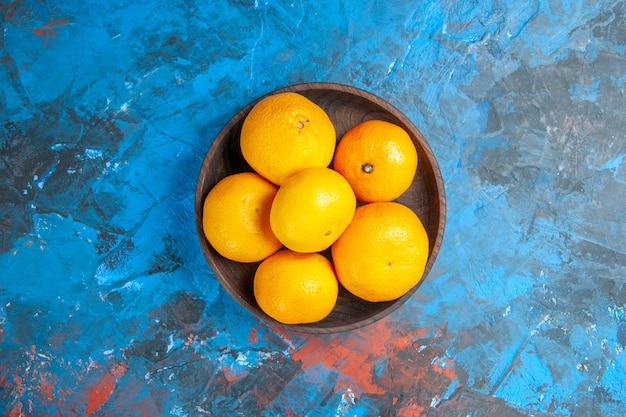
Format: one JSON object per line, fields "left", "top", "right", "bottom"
{"left": 195, "top": 82, "right": 445, "bottom": 334}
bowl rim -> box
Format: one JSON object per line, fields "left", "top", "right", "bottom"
{"left": 195, "top": 82, "right": 446, "bottom": 334}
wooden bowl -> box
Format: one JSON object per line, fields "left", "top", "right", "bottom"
{"left": 195, "top": 82, "right": 446, "bottom": 334}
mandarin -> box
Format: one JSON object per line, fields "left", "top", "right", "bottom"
{"left": 253, "top": 249, "right": 339, "bottom": 324}
{"left": 240, "top": 92, "right": 336, "bottom": 185}
{"left": 333, "top": 120, "right": 418, "bottom": 202}
{"left": 331, "top": 201, "right": 429, "bottom": 302}
{"left": 270, "top": 167, "right": 356, "bottom": 253}
{"left": 202, "top": 172, "right": 282, "bottom": 263}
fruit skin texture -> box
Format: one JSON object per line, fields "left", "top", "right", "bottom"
{"left": 333, "top": 119, "right": 418, "bottom": 202}
{"left": 202, "top": 172, "right": 282, "bottom": 263}
{"left": 331, "top": 201, "right": 430, "bottom": 302}
{"left": 253, "top": 250, "right": 339, "bottom": 324}
{"left": 270, "top": 167, "right": 356, "bottom": 253}
{"left": 240, "top": 92, "right": 336, "bottom": 185}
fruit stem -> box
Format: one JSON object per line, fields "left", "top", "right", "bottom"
{"left": 361, "top": 163, "right": 374, "bottom": 173}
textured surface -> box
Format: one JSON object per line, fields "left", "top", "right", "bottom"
{"left": 1, "top": 0, "right": 625, "bottom": 416}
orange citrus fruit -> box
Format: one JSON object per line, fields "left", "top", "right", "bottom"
{"left": 202, "top": 172, "right": 282, "bottom": 263}
{"left": 240, "top": 92, "right": 336, "bottom": 185}
{"left": 270, "top": 167, "right": 356, "bottom": 253}
{"left": 253, "top": 249, "right": 339, "bottom": 324}
{"left": 333, "top": 119, "right": 418, "bottom": 202}
{"left": 331, "top": 201, "right": 429, "bottom": 302}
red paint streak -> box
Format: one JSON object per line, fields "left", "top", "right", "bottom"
{"left": 1, "top": 362, "right": 27, "bottom": 416}
{"left": 396, "top": 399, "right": 426, "bottom": 417}
{"left": 85, "top": 362, "right": 127, "bottom": 416}
{"left": 85, "top": 373, "right": 115, "bottom": 416}
{"left": 110, "top": 362, "right": 127, "bottom": 378}
{"left": 220, "top": 364, "right": 250, "bottom": 383}
{"left": 248, "top": 326, "right": 259, "bottom": 343}
{"left": 29, "top": 17, "right": 69, "bottom": 43}
{"left": 9, "top": 373, "right": 23, "bottom": 392}
{"left": 36, "top": 372, "right": 55, "bottom": 401}
{"left": 221, "top": 367, "right": 238, "bottom": 383}
{"left": 413, "top": 327, "right": 429, "bottom": 338}
{"left": 432, "top": 356, "right": 456, "bottom": 380}
{"left": 0, "top": 1, "right": 23, "bottom": 24}
{"left": 5, "top": 401, "right": 27, "bottom": 417}
{"left": 289, "top": 320, "right": 459, "bottom": 414}
{"left": 291, "top": 319, "right": 395, "bottom": 395}
{"left": 267, "top": 324, "right": 296, "bottom": 347}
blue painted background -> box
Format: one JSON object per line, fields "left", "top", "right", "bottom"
{"left": 1, "top": 0, "right": 625, "bottom": 415}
